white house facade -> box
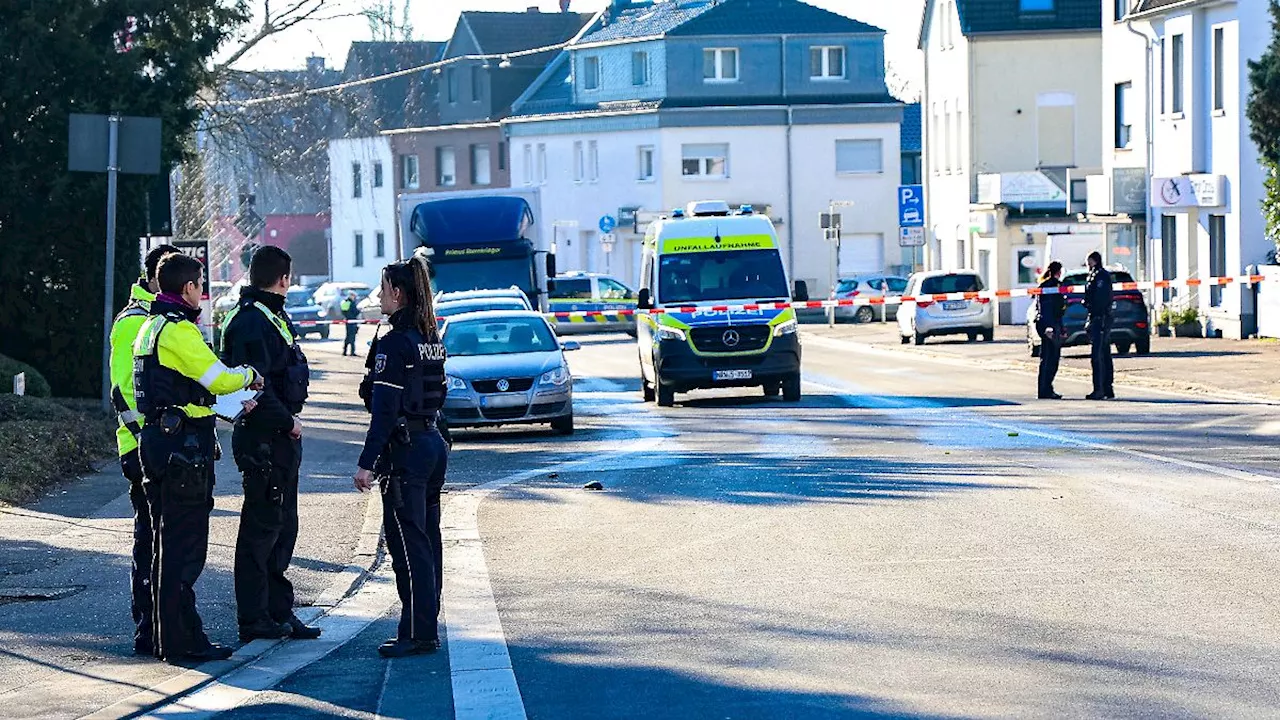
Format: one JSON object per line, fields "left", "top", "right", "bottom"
{"left": 328, "top": 136, "right": 398, "bottom": 287}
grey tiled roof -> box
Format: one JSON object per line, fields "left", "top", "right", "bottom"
{"left": 578, "top": 1, "right": 718, "bottom": 44}
{"left": 462, "top": 11, "right": 593, "bottom": 59}
{"left": 956, "top": 0, "right": 1101, "bottom": 34}
{"left": 667, "top": 0, "right": 884, "bottom": 36}
{"left": 901, "top": 103, "right": 921, "bottom": 153}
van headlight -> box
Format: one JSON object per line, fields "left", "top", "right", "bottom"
{"left": 446, "top": 376, "right": 468, "bottom": 392}
{"left": 540, "top": 366, "right": 571, "bottom": 386}
{"left": 657, "top": 325, "right": 687, "bottom": 342}
{"left": 772, "top": 319, "right": 798, "bottom": 337}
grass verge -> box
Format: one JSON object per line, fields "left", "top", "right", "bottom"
{"left": 0, "top": 395, "right": 116, "bottom": 506}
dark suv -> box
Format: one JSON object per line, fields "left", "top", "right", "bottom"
{"left": 1026, "top": 269, "right": 1150, "bottom": 357}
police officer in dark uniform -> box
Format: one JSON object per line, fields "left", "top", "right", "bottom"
{"left": 220, "top": 246, "right": 322, "bottom": 642}
{"left": 134, "top": 254, "right": 263, "bottom": 663}
{"left": 1084, "top": 251, "right": 1116, "bottom": 400}
{"left": 1035, "top": 261, "right": 1066, "bottom": 400}
{"left": 353, "top": 255, "right": 448, "bottom": 658}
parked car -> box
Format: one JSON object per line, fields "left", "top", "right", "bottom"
{"left": 835, "top": 275, "right": 909, "bottom": 323}
{"left": 436, "top": 287, "right": 532, "bottom": 308}
{"left": 313, "top": 282, "right": 372, "bottom": 320}
{"left": 1026, "top": 268, "right": 1151, "bottom": 357}
{"left": 214, "top": 278, "right": 248, "bottom": 314}
{"left": 436, "top": 296, "right": 530, "bottom": 319}
{"left": 548, "top": 271, "right": 638, "bottom": 336}
{"left": 898, "top": 270, "right": 994, "bottom": 345}
{"left": 284, "top": 286, "right": 330, "bottom": 339}
{"left": 439, "top": 310, "right": 578, "bottom": 434}
{"left": 357, "top": 285, "right": 382, "bottom": 322}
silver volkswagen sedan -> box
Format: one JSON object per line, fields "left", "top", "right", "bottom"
{"left": 440, "top": 310, "right": 579, "bottom": 435}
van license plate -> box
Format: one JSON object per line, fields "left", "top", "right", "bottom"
{"left": 942, "top": 300, "right": 967, "bottom": 311}
{"left": 713, "top": 370, "right": 753, "bottom": 381}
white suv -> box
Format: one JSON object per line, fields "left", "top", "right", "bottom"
{"left": 897, "top": 271, "right": 994, "bottom": 345}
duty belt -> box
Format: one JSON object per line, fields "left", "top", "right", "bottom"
{"left": 403, "top": 417, "right": 436, "bottom": 432}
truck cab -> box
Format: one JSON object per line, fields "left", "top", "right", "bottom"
{"left": 636, "top": 201, "right": 808, "bottom": 407}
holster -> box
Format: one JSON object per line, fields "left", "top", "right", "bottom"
{"left": 238, "top": 442, "right": 284, "bottom": 506}
{"left": 165, "top": 447, "right": 209, "bottom": 506}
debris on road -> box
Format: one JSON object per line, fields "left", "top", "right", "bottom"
{"left": 583, "top": 480, "right": 604, "bottom": 491}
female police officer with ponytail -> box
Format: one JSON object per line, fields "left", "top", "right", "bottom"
{"left": 353, "top": 255, "right": 449, "bottom": 658}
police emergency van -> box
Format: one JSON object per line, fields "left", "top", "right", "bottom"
{"left": 636, "top": 201, "right": 808, "bottom": 407}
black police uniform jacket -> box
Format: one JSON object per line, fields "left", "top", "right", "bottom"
{"left": 1036, "top": 277, "right": 1066, "bottom": 329}
{"left": 357, "top": 309, "right": 446, "bottom": 472}
{"left": 220, "top": 287, "right": 310, "bottom": 438}
{"left": 1084, "top": 266, "right": 1114, "bottom": 321}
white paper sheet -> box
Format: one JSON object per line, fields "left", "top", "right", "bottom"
{"left": 212, "top": 388, "right": 263, "bottom": 422}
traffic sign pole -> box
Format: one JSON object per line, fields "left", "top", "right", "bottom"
{"left": 101, "top": 115, "right": 120, "bottom": 412}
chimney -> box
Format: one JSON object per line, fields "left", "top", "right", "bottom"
{"left": 559, "top": 0, "right": 570, "bottom": 11}
{"left": 305, "top": 56, "right": 325, "bottom": 73}
{"left": 526, "top": 6, "right": 540, "bottom": 12}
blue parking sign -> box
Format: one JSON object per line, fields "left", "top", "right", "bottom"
{"left": 898, "top": 185, "right": 924, "bottom": 228}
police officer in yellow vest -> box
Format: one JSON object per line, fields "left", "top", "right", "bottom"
{"left": 219, "top": 246, "right": 321, "bottom": 642}
{"left": 109, "top": 243, "right": 179, "bottom": 656}
{"left": 134, "top": 254, "right": 263, "bottom": 664}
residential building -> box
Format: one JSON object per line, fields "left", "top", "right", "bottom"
{"left": 338, "top": 41, "right": 447, "bottom": 134}
{"left": 506, "top": 0, "right": 904, "bottom": 291}
{"left": 1102, "top": 0, "right": 1272, "bottom": 340}
{"left": 919, "top": 0, "right": 1102, "bottom": 323}
{"left": 328, "top": 136, "right": 397, "bottom": 287}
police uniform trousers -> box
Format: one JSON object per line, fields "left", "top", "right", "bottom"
{"left": 233, "top": 432, "right": 301, "bottom": 627}
{"left": 381, "top": 428, "right": 448, "bottom": 643}
{"left": 121, "top": 449, "right": 154, "bottom": 651}
{"left": 1036, "top": 322, "right": 1062, "bottom": 398}
{"left": 139, "top": 417, "right": 217, "bottom": 661}
{"left": 1088, "top": 316, "right": 1115, "bottom": 396}
{"left": 343, "top": 323, "right": 359, "bottom": 355}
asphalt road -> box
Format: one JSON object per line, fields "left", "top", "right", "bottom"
{"left": 4, "top": 329, "right": 1280, "bottom": 718}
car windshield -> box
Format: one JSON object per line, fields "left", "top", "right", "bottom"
{"left": 444, "top": 317, "right": 557, "bottom": 357}
{"left": 920, "top": 274, "right": 985, "bottom": 294}
{"left": 659, "top": 249, "right": 788, "bottom": 304}
{"left": 436, "top": 299, "right": 527, "bottom": 317}
{"left": 286, "top": 289, "right": 314, "bottom": 307}
{"left": 836, "top": 279, "right": 859, "bottom": 294}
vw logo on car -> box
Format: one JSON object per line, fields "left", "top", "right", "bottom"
{"left": 496, "top": 378, "right": 510, "bottom": 392}
{"left": 722, "top": 330, "right": 740, "bottom": 348}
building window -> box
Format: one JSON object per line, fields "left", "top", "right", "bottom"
{"left": 583, "top": 56, "right": 600, "bottom": 91}
{"left": 810, "top": 46, "right": 845, "bottom": 79}
{"left": 931, "top": 104, "right": 941, "bottom": 175}
{"left": 436, "top": 146, "right": 456, "bottom": 187}
{"left": 1115, "top": 82, "right": 1132, "bottom": 148}
{"left": 372, "top": 161, "right": 383, "bottom": 188}
{"left": 632, "top": 51, "right": 649, "bottom": 86}
{"left": 400, "top": 155, "right": 419, "bottom": 189}
{"left": 943, "top": 103, "right": 952, "bottom": 173}
{"left": 354, "top": 232, "right": 364, "bottom": 268}
{"left": 536, "top": 143, "right": 547, "bottom": 184}
{"left": 587, "top": 140, "right": 599, "bottom": 182}
{"left": 1171, "top": 34, "right": 1184, "bottom": 114}
{"left": 1161, "top": 214, "right": 1178, "bottom": 302}
{"left": 835, "top": 139, "right": 883, "bottom": 174}
{"left": 1213, "top": 27, "right": 1225, "bottom": 112}
{"left": 1114, "top": 0, "right": 1127, "bottom": 21}
{"left": 703, "top": 48, "right": 738, "bottom": 82}
{"left": 638, "top": 145, "right": 655, "bottom": 181}
{"left": 471, "top": 144, "right": 491, "bottom": 185}
{"left": 498, "top": 142, "right": 507, "bottom": 171}
{"left": 1209, "top": 215, "right": 1226, "bottom": 306}
{"left": 1020, "top": 0, "right": 1054, "bottom": 11}
{"left": 953, "top": 110, "right": 963, "bottom": 171}
{"left": 470, "top": 64, "right": 481, "bottom": 102}
{"left": 681, "top": 143, "right": 728, "bottom": 178}
{"left": 446, "top": 67, "right": 457, "bottom": 104}
{"left": 375, "top": 231, "right": 386, "bottom": 259}
{"left": 352, "top": 162, "right": 363, "bottom": 198}
{"left": 573, "top": 141, "right": 584, "bottom": 183}
{"left": 522, "top": 144, "right": 533, "bottom": 186}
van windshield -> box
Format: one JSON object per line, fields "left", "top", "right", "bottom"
{"left": 659, "top": 250, "right": 788, "bottom": 304}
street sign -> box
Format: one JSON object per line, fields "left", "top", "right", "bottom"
{"left": 601, "top": 233, "right": 615, "bottom": 253}
{"left": 898, "top": 185, "right": 924, "bottom": 228}
{"left": 899, "top": 227, "right": 926, "bottom": 247}
{"left": 820, "top": 213, "right": 842, "bottom": 229}
{"left": 174, "top": 240, "right": 211, "bottom": 299}
{"left": 598, "top": 215, "right": 617, "bottom": 233}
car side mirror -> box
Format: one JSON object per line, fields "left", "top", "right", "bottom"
{"left": 793, "top": 280, "right": 810, "bottom": 302}
{"left": 637, "top": 288, "right": 653, "bottom": 310}
{"left": 546, "top": 279, "right": 556, "bottom": 294}
{"left": 561, "top": 340, "right": 581, "bottom": 351}
{"left": 546, "top": 253, "right": 557, "bottom": 279}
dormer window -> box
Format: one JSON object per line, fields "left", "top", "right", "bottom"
{"left": 1019, "top": 0, "right": 1054, "bottom": 12}
{"left": 810, "top": 46, "right": 845, "bottom": 80}
{"left": 583, "top": 56, "right": 601, "bottom": 91}
{"left": 703, "top": 48, "right": 739, "bottom": 82}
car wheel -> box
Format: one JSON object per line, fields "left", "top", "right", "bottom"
{"left": 1136, "top": 338, "right": 1151, "bottom": 356}
{"left": 913, "top": 328, "right": 927, "bottom": 345}
{"left": 657, "top": 384, "right": 675, "bottom": 407}
{"left": 1115, "top": 342, "right": 1131, "bottom": 355}
{"left": 319, "top": 326, "right": 330, "bottom": 340}
{"left": 967, "top": 332, "right": 977, "bottom": 342}
{"left": 854, "top": 306, "right": 875, "bottom": 324}
{"left": 782, "top": 373, "right": 802, "bottom": 402}
{"left": 981, "top": 330, "right": 994, "bottom": 343}
{"left": 763, "top": 382, "right": 780, "bottom": 398}
{"left": 551, "top": 412, "right": 574, "bottom": 435}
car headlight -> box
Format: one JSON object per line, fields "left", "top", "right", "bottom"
{"left": 772, "top": 319, "right": 798, "bottom": 337}
{"left": 656, "top": 325, "right": 687, "bottom": 342}
{"left": 446, "top": 376, "right": 468, "bottom": 392}
{"left": 540, "top": 366, "right": 571, "bottom": 387}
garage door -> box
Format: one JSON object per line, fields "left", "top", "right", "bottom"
{"left": 838, "top": 234, "right": 885, "bottom": 276}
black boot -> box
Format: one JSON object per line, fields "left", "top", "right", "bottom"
{"left": 284, "top": 615, "right": 322, "bottom": 640}
{"left": 239, "top": 618, "right": 292, "bottom": 642}
{"left": 378, "top": 638, "right": 439, "bottom": 658}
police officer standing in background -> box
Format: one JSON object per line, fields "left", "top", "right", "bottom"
{"left": 1084, "top": 251, "right": 1116, "bottom": 400}
{"left": 340, "top": 290, "right": 361, "bottom": 356}
{"left": 134, "top": 254, "right": 263, "bottom": 663}
{"left": 109, "top": 243, "right": 179, "bottom": 656}
{"left": 1034, "top": 261, "right": 1065, "bottom": 400}
{"left": 220, "top": 246, "right": 321, "bottom": 642}
{"left": 353, "top": 256, "right": 449, "bottom": 658}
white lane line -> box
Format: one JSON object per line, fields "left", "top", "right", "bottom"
{"left": 140, "top": 570, "right": 399, "bottom": 719}
{"left": 803, "top": 378, "right": 1279, "bottom": 486}
{"left": 443, "top": 392, "right": 672, "bottom": 720}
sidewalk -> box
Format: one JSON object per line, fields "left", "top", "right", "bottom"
{"left": 803, "top": 321, "right": 1280, "bottom": 403}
